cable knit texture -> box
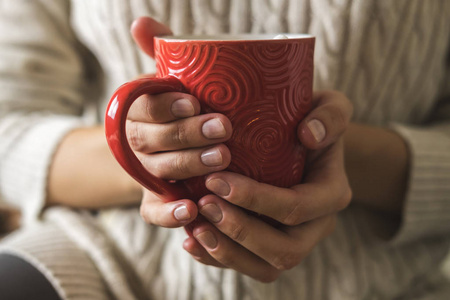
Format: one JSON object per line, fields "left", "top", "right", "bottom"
{"left": 1, "top": 0, "right": 450, "bottom": 299}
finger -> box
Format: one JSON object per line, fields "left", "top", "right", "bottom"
{"left": 298, "top": 90, "right": 353, "bottom": 150}
{"left": 192, "top": 221, "right": 281, "bottom": 283}
{"left": 205, "top": 172, "right": 299, "bottom": 224}
{"left": 131, "top": 16, "right": 172, "bottom": 58}
{"left": 205, "top": 143, "right": 350, "bottom": 225}
{"left": 197, "top": 195, "right": 337, "bottom": 272}
{"left": 127, "top": 114, "right": 232, "bottom": 153}
{"left": 128, "top": 92, "right": 201, "bottom": 123}
{"left": 198, "top": 195, "right": 296, "bottom": 271}
{"left": 284, "top": 214, "right": 337, "bottom": 242}
{"left": 139, "top": 144, "right": 231, "bottom": 180}
{"left": 295, "top": 139, "right": 352, "bottom": 217}
{"left": 182, "top": 236, "right": 225, "bottom": 268}
{"left": 140, "top": 190, "right": 197, "bottom": 227}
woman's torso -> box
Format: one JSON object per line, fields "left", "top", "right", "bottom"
{"left": 67, "top": 1, "right": 450, "bottom": 299}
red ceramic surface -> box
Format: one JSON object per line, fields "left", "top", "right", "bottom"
{"left": 105, "top": 34, "right": 315, "bottom": 202}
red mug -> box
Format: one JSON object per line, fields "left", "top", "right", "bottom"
{"left": 105, "top": 34, "right": 315, "bottom": 202}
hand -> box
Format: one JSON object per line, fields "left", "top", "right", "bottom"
{"left": 182, "top": 91, "right": 353, "bottom": 282}
{"left": 131, "top": 17, "right": 353, "bottom": 281}
{"left": 344, "top": 123, "right": 409, "bottom": 215}
{"left": 129, "top": 17, "right": 233, "bottom": 228}
{"left": 343, "top": 122, "right": 409, "bottom": 238}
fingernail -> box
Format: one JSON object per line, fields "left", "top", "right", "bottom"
{"left": 200, "top": 203, "right": 223, "bottom": 223}
{"left": 171, "top": 99, "right": 195, "bottom": 118}
{"left": 307, "top": 119, "right": 326, "bottom": 142}
{"left": 202, "top": 118, "right": 226, "bottom": 139}
{"left": 206, "top": 178, "right": 230, "bottom": 197}
{"left": 174, "top": 205, "right": 190, "bottom": 221}
{"left": 201, "top": 148, "right": 223, "bottom": 166}
{"left": 195, "top": 231, "right": 218, "bottom": 249}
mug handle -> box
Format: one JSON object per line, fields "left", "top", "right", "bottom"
{"left": 105, "top": 76, "right": 193, "bottom": 201}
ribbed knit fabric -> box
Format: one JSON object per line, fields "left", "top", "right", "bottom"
{"left": 391, "top": 123, "right": 450, "bottom": 244}
{"left": 0, "top": 217, "right": 111, "bottom": 299}
{"left": 1, "top": 0, "right": 450, "bottom": 299}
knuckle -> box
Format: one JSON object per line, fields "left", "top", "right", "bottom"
{"left": 258, "top": 270, "right": 281, "bottom": 283}
{"left": 192, "top": 254, "right": 212, "bottom": 266}
{"left": 173, "top": 122, "right": 189, "bottom": 147}
{"left": 282, "top": 201, "right": 304, "bottom": 226}
{"left": 338, "top": 186, "right": 352, "bottom": 211}
{"left": 235, "top": 187, "right": 256, "bottom": 210}
{"left": 173, "top": 152, "right": 190, "bottom": 176}
{"left": 143, "top": 95, "right": 154, "bottom": 119}
{"left": 127, "top": 121, "right": 145, "bottom": 151}
{"left": 272, "top": 250, "right": 302, "bottom": 271}
{"left": 149, "top": 152, "right": 190, "bottom": 179}
{"left": 228, "top": 222, "right": 249, "bottom": 243}
{"left": 328, "top": 105, "right": 348, "bottom": 132}
{"left": 139, "top": 203, "right": 150, "bottom": 224}
{"left": 332, "top": 90, "right": 354, "bottom": 120}
{"left": 329, "top": 90, "right": 347, "bottom": 101}
{"left": 213, "top": 250, "right": 236, "bottom": 267}
{"left": 142, "top": 155, "right": 158, "bottom": 175}
{"left": 139, "top": 153, "right": 157, "bottom": 173}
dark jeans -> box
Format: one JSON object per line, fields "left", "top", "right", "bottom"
{"left": 0, "top": 253, "right": 61, "bottom": 300}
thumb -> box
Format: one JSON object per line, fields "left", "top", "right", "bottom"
{"left": 298, "top": 90, "right": 353, "bottom": 150}
{"left": 131, "top": 16, "right": 173, "bottom": 59}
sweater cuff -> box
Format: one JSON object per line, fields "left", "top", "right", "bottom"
{"left": 0, "top": 221, "right": 110, "bottom": 300}
{"left": 389, "top": 123, "right": 450, "bottom": 244}
{"left": 0, "top": 116, "right": 82, "bottom": 225}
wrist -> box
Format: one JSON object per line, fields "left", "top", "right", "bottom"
{"left": 343, "top": 123, "right": 409, "bottom": 215}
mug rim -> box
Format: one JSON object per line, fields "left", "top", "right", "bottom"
{"left": 156, "top": 33, "right": 314, "bottom": 42}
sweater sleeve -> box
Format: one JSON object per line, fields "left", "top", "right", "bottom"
{"left": 389, "top": 68, "right": 450, "bottom": 245}
{"left": 0, "top": 0, "right": 101, "bottom": 224}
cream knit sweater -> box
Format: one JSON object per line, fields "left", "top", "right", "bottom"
{"left": 1, "top": 0, "right": 450, "bottom": 299}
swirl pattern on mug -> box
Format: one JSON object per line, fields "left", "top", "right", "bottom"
{"left": 196, "top": 46, "right": 264, "bottom": 115}
{"left": 250, "top": 41, "right": 314, "bottom": 125}
{"left": 229, "top": 100, "right": 306, "bottom": 187}
{"left": 156, "top": 38, "right": 314, "bottom": 188}
{"left": 156, "top": 43, "right": 217, "bottom": 86}
{"left": 284, "top": 42, "right": 314, "bottom": 125}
